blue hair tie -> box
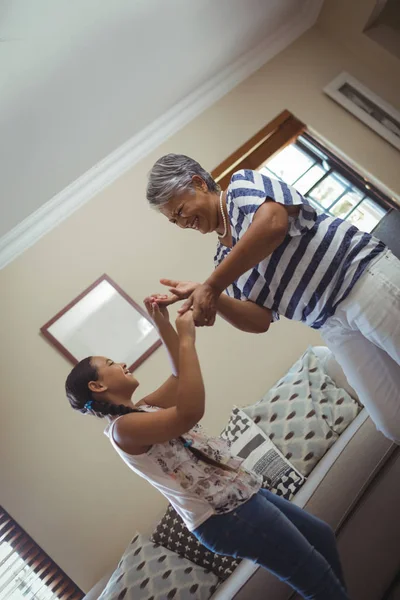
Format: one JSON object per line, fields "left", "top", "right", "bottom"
{"left": 84, "top": 400, "right": 93, "bottom": 412}
{"left": 183, "top": 440, "right": 193, "bottom": 448}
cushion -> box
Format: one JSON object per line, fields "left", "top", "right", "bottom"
{"left": 270, "top": 466, "right": 305, "bottom": 500}
{"left": 313, "top": 345, "right": 360, "bottom": 403}
{"left": 99, "top": 534, "right": 219, "bottom": 600}
{"left": 224, "top": 407, "right": 306, "bottom": 491}
{"left": 151, "top": 506, "right": 241, "bottom": 581}
{"left": 242, "top": 347, "right": 361, "bottom": 476}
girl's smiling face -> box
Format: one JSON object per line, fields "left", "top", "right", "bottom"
{"left": 88, "top": 357, "right": 139, "bottom": 398}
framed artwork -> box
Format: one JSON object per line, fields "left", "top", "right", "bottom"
{"left": 40, "top": 274, "right": 161, "bottom": 371}
{"left": 324, "top": 72, "right": 400, "bottom": 151}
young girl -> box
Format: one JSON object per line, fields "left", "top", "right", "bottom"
{"left": 65, "top": 299, "right": 349, "bottom": 600}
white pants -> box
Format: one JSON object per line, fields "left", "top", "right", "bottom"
{"left": 320, "top": 249, "right": 400, "bottom": 444}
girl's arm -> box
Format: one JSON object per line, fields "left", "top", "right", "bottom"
{"left": 145, "top": 298, "right": 179, "bottom": 376}
{"left": 114, "top": 312, "right": 205, "bottom": 452}
{"left": 136, "top": 299, "right": 180, "bottom": 409}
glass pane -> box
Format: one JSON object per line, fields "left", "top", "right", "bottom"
{"left": 294, "top": 164, "right": 327, "bottom": 194}
{"left": 346, "top": 199, "right": 387, "bottom": 233}
{"left": 330, "top": 189, "right": 364, "bottom": 219}
{"left": 258, "top": 166, "right": 282, "bottom": 181}
{"left": 308, "top": 174, "right": 348, "bottom": 208}
{"left": 263, "top": 144, "right": 314, "bottom": 185}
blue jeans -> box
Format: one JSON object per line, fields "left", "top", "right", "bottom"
{"left": 194, "top": 489, "right": 348, "bottom": 600}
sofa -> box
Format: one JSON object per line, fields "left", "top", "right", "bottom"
{"left": 84, "top": 346, "right": 399, "bottom": 600}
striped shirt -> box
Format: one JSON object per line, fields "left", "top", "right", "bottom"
{"left": 214, "top": 169, "right": 386, "bottom": 329}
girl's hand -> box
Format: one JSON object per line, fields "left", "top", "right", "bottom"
{"left": 146, "top": 294, "right": 173, "bottom": 314}
{"left": 144, "top": 297, "right": 170, "bottom": 328}
{"left": 175, "top": 310, "right": 196, "bottom": 341}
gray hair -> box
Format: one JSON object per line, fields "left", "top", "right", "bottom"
{"left": 146, "top": 154, "right": 220, "bottom": 208}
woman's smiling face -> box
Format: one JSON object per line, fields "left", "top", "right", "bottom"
{"left": 159, "top": 176, "right": 220, "bottom": 235}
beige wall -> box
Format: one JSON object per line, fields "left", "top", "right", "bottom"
{"left": 1, "top": 16, "right": 399, "bottom": 593}
{"left": 319, "top": 0, "right": 400, "bottom": 82}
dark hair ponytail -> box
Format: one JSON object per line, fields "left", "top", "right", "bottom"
{"left": 65, "top": 358, "right": 235, "bottom": 472}
{"left": 65, "top": 357, "right": 141, "bottom": 418}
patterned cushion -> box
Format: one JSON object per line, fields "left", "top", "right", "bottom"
{"left": 151, "top": 506, "right": 240, "bottom": 581}
{"left": 99, "top": 534, "right": 219, "bottom": 600}
{"left": 220, "top": 407, "right": 252, "bottom": 444}
{"left": 242, "top": 347, "right": 361, "bottom": 476}
{"left": 269, "top": 466, "right": 305, "bottom": 500}
{"left": 226, "top": 408, "right": 306, "bottom": 491}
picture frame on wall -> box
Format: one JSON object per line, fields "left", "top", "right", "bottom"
{"left": 40, "top": 274, "right": 161, "bottom": 371}
{"left": 324, "top": 72, "right": 400, "bottom": 151}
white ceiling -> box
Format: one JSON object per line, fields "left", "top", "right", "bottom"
{"left": 0, "top": 0, "right": 323, "bottom": 258}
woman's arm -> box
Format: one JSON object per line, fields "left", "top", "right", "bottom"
{"left": 207, "top": 201, "right": 288, "bottom": 295}
{"left": 151, "top": 283, "right": 271, "bottom": 333}
{"left": 218, "top": 294, "right": 271, "bottom": 333}
{"left": 186, "top": 201, "right": 289, "bottom": 325}
{"left": 114, "top": 312, "right": 205, "bottom": 452}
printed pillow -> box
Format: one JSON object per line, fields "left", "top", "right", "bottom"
{"left": 99, "top": 534, "right": 219, "bottom": 600}
{"left": 151, "top": 506, "right": 241, "bottom": 581}
{"left": 313, "top": 346, "right": 360, "bottom": 404}
{"left": 226, "top": 408, "right": 305, "bottom": 489}
{"left": 269, "top": 466, "right": 305, "bottom": 500}
{"left": 242, "top": 347, "right": 361, "bottom": 476}
{"left": 221, "top": 407, "right": 306, "bottom": 498}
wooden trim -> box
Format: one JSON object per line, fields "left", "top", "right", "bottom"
{"left": 13, "top": 536, "right": 34, "bottom": 557}
{"left": 28, "top": 554, "right": 52, "bottom": 577}
{"left": 22, "top": 544, "right": 41, "bottom": 563}
{"left": 37, "top": 565, "right": 59, "bottom": 587}
{"left": 211, "top": 110, "right": 305, "bottom": 189}
{"left": 59, "top": 584, "right": 78, "bottom": 600}
{"left": 55, "top": 580, "right": 75, "bottom": 598}
{"left": 40, "top": 273, "right": 162, "bottom": 372}
{"left": 13, "top": 538, "right": 35, "bottom": 559}
{"left": 48, "top": 573, "right": 65, "bottom": 592}
{"left": 211, "top": 110, "right": 292, "bottom": 179}
{"left": 6, "top": 529, "right": 24, "bottom": 548}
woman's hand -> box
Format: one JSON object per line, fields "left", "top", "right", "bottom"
{"left": 179, "top": 283, "right": 221, "bottom": 327}
{"left": 149, "top": 279, "right": 199, "bottom": 307}
{"left": 144, "top": 297, "right": 170, "bottom": 328}
{"left": 175, "top": 310, "right": 196, "bottom": 341}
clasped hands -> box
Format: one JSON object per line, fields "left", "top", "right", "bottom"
{"left": 147, "top": 278, "right": 222, "bottom": 327}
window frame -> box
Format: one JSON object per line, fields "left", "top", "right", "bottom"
{"left": 211, "top": 110, "right": 306, "bottom": 189}
{"left": 211, "top": 111, "right": 398, "bottom": 226}
{"left": 298, "top": 132, "right": 398, "bottom": 212}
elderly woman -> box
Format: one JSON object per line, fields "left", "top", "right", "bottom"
{"left": 146, "top": 154, "right": 400, "bottom": 443}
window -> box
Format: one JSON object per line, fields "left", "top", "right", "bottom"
{"left": 212, "top": 111, "right": 396, "bottom": 234}
{"left": 0, "top": 507, "right": 84, "bottom": 600}
{"left": 261, "top": 133, "right": 388, "bottom": 233}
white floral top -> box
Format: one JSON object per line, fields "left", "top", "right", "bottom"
{"left": 105, "top": 404, "right": 262, "bottom": 530}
